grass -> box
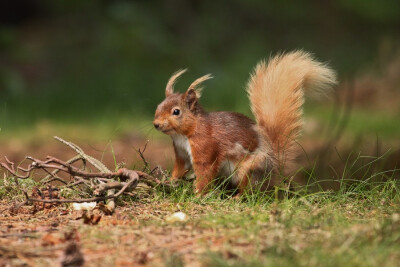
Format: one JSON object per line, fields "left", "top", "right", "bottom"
{"left": 304, "top": 104, "right": 400, "bottom": 141}
{"left": 2, "top": 161, "right": 399, "bottom": 266}
{"left": 0, "top": 114, "right": 157, "bottom": 142}
{"left": 151, "top": 176, "right": 400, "bottom": 267}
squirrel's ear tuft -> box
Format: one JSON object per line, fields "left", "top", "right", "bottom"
{"left": 184, "top": 88, "right": 198, "bottom": 110}
{"left": 166, "top": 69, "right": 187, "bottom": 97}
{"left": 187, "top": 74, "right": 213, "bottom": 98}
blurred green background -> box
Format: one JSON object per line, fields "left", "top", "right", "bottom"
{"left": 0, "top": 0, "right": 399, "bottom": 169}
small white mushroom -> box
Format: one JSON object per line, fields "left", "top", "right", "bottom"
{"left": 165, "top": 211, "right": 188, "bottom": 223}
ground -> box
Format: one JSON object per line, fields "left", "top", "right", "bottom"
{"left": 1, "top": 177, "right": 399, "bottom": 266}
{"left": 0, "top": 115, "right": 400, "bottom": 267}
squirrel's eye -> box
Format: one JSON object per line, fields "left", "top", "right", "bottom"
{"left": 172, "top": 109, "right": 180, "bottom": 116}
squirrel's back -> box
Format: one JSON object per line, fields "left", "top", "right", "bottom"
{"left": 246, "top": 51, "right": 337, "bottom": 169}
{"left": 206, "top": 111, "right": 259, "bottom": 153}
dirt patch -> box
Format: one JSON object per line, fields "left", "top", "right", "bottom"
{"left": 0, "top": 199, "right": 236, "bottom": 267}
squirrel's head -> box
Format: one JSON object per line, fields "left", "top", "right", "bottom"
{"left": 153, "top": 69, "right": 212, "bottom": 136}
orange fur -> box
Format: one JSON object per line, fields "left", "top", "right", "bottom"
{"left": 154, "top": 50, "right": 337, "bottom": 196}
{"left": 247, "top": 51, "right": 337, "bottom": 169}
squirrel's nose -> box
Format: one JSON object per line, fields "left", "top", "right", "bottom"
{"left": 154, "top": 122, "right": 160, "bottom": 129}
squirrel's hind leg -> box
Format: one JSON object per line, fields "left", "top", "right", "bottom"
{"left": 234, "top": 161, "right": 253, "bottom": 197}
{"left": 235, "top": 154, "right": 276, "bottom": 196}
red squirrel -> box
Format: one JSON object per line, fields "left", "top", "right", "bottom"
{"left": 153, "top": 51, "right": 337, "bottom": 196}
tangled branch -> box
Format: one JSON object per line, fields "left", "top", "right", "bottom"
{"left": 0, "top": 137, "right": 171, "bottom": 213}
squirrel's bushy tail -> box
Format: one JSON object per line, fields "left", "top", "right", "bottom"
{"left": 246, "top": 51, "right": 337, "bottom": 168}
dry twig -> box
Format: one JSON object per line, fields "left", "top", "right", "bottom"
{"left": 0, "top": 137, "right": 172, "bottom": 213}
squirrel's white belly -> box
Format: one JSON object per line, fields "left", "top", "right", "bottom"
{"left": 172, "top": 134, "right": 193, "bottom": 168}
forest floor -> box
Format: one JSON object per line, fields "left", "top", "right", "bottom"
{"left": 1, "top": 179, "right": 400, "bottom": 267}
{"left": 1, "top": 119, "right": 400, "bottom": 267}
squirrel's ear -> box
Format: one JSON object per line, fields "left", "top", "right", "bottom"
{"left": 184, "top": 74, "right": 213, "bottom": 111}
{"left": 184, "top": 88, "right": 198, "bottom": 110}
{"left": 187, "top": 74, "right": 213, "bottom": 98}
{"left": 166, "top": 69, "right": 187, "bottom": 97}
